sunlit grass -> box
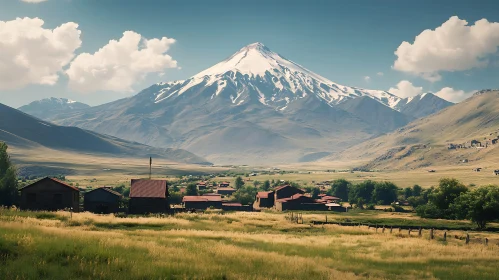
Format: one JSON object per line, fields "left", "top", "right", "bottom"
{"left": 1, "top": 209, "right": 499, "bottom": 279}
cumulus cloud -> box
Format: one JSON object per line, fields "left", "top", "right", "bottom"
{"left": 0, "top": 17, "right": 81, "bottom": 90}
{"left": 393, "top": 16, "right": 499, "bottom": 82}
{"left": 435, "top": 87, "right": 475, "bottom": 103}
{"left": 388, "top": 80, "right": 423, "bottom": 98}
{"left": 364, "top": 76, "right": 371, "bottom": 82}
{"left": 21, "top": 0, "right": 48, "bottom": 3}
{"left": 377, "top": 72, "right": 384, "bottom": 76}
{"left": 66, "top": 31, "right": 178, "bottom": 92}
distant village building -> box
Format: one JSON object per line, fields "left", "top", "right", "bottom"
{"left": 19, "top": 177, "right": 80, "bottom": 212}
{"left": 84, "top": 187, "right": 122, "bottom": 214}
{"left": 219, "top": 182, "right": 230, "bottom": 188}
{"left": 216, "top": 187, "right": 236, "bottom": 196}
{"left": 183, "top": 195, "right": 222, "bottom": 210}
{"left": 128, "top": 179, "right": 169, "bottom": 214}
{"left": 275, "top": 194, "right": 327, "bottom": 211}
{"left": 197, "top": 182, "right": 208, "bottom": 190}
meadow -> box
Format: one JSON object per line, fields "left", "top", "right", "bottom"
{"left": 1, "top": 208, "right": 499, "bottom": 280}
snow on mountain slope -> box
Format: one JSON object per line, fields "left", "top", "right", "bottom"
{"left": 152, "top": 42, "right": 401, "bottom": 110}
{"left": 19, "top": 97, "right": 90, "bottom": 120}
{"left": 394, "top": 93, "right": 454, "bottom": 119}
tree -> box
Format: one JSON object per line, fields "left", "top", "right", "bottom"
{"left": 169, "top": 192, "right": 183, "bottom": 205}
{"left": 451, "top": 185, "right": 499, "bottom": 229}
{"left": 430, "top": 178, "right": 468, "bottom": 210}
{"left": 310, "top": 187, "right": 320, "bottom": 199}
{"left": 348, "top": 180, "right": 376, "bottom": 204}
{"left": 372, "top": 181, "right": 398, "bottom": 205}
{"left": 253, "top": 180, "right": 261, "bottom": 188}
{"left": 403, "top": 187, "right": 413, "bottom": 199}
{"left": 329, "top": 179, "right": 350, "bottom": 201}
{"left": 412, "top": 185, "right": 423, "bottom": 197}
{"left": 185, "top": 183, "right": 198, "bottom": 196}
{"left": 0, "top": 142, "right": 18, "bottom": 206}
{"left": 233, "top": 186, "right": 258, "bottom": 205}
{"left": 235, "top": 176, "right": 244, "bottom": 190}
{"left": 262, "top": 180, "right": 271, "bottom": 191}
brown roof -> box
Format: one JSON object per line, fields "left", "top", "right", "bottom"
{"left": 129, "top": 179, "right": 168, "bottom": 198}
{"left": 222, "top": 203, "right": 243, "bottom": 207}
{"left": 257, "top": 191, "right": 273, "bottom": 198}
{"left": 276, "top": 193, "right": 314, "bottom": 203}
{"left": 202, "top": 193, "right": 221, "bottom": 196}
{"left": 86, "top": 187, "right": 123, "bottom": 197}
{"left": 20, "top": 177, "right": 79, "bottom": 192}
{"left": 182, "top": 196, "right": 222, "bottom": 202}
{"left": 217, "top": 187, "right": 236, "bottom": 191}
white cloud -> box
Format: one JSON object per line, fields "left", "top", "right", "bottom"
{"left": 66, "top": 31, "right": 178, "bottom": 92}
{"left": 388, "top": 80, "right": 423, "bottom": 98}
{"left": 393, "top": 16, "right": 499, "bottom": 81}
{"left": 364, "top": 76, "right": 371, "bottom": 82}
{"left": 0, "top": 17, "right": 81, "bottom": 90}
{"left": 377, "top": 72, "right": 384, "bottom": 76}
{"left": 435, "top": 87, "right": 475, "bottom": 103}
{"left": 21, "top": 0, "right": 48, "bottom": 3}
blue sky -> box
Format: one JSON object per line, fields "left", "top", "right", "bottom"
{"left": 1, "top": 0, "right": 499, "bottom": 107}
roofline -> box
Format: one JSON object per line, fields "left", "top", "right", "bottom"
{"left": 20, "top": 177, "right": 80, "bottom": 192}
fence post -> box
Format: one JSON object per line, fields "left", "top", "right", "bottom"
{"left": 382, "top": 225, "right": 385, "bottom": 233}
{"left": 326, "top": 215, "right": 327, "bottom": 223}
{"left": 390, "top": 226, "right": 393, "bottom": 234}
{"left": 430, "top": 228, "right": 434, "bottom": 240}
{"left": 485, "top": 238, "right": 489, "bottom": 246}
{"left": 443, "top": 231, "right": 447, "bottom": 241}
{"left": 399, "top": 227, "right": 401, "bottom": 233}
{"left": 466, "top": 233, "right": 470, "bottom": 245}
{"left": 408, "top": 229, "right": 412, "bottom": 236}
{"left": 418, "top": 227, "right": 422, "bottom": 237}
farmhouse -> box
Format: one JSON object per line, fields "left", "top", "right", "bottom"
{"left": 128, "top": 179, "right": 169, "bottom": 214}
{"left": 274, "top": 185, "right": 304, "bottom": 201}
{"left": 183, "top": 195, "right": 222, "bottom": 210}
{"left": 197, "top": 182, "right": 208, "bottom": 190}
{"left": 84, "top": 187, "right": 122, "bottom": 214}
{"left": 254, "top": 191, "right": 275, "bottom": 208}
{"left": 216, "top": 187, "right": 236, "bottom": 196}
{"left": 275, "top": 194, "right": 327, "bottom": 211}
{"left": 19, "top": 177, "right": 80, "bottom": 212}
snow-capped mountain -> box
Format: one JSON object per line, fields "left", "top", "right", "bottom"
{"left": 152, "top": 42, "right": 402, "bottom": 111}
{"left": 19, "top": 97, "right": 90, "bottom": 119}
{"left": 43, "top": 43, "right": 450, "bottom": 164}
{"left": 394, "top": 93, "right": 453, "bottom": 119}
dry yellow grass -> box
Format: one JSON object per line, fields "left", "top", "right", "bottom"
{"left": 1, "top": 210, "right": 499, "bottom": 279}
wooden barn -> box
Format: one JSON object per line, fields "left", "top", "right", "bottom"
{"left": 254, "top": 191, "right": 275, "bottom": 208}
{"left": 84, "top": 187, "right": 122, "bottom": 214}
{"left": 216, "top": 187, "right": 236, "bottom": 196}
{"left": 128, "top": 179, "right": 169, "bottom": 214}
{"left": 19, "top": 177, "right": 80, "bottom": 212}
{"left": 275, "top": 194, "right": 327, "bottom": 211}
{"left": 183, "top": 195, "right": 222, "bottom": 210}
{"left": 274, "top": 185, "right": 304, "bottom": 202}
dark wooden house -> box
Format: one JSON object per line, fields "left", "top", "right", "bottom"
{"left": 128, "top": 179, "right": 169, "bottom": 214}
{"left": 183, "top": 195, "right": 222, "bottom": 210}
{"left": 274, "top": 185, "right": 304, "bottom": 202}
{"left": 19, "top": 177, "right": 80, "bottom": 212}
{"left": 216, "top": 187, "right": 236, "bottom": 196}
{"left": 275, "top": 194, "right": 327, "bottom": 211}
{"left": 84, "top": 187, "right": 122, "bottom": 214}
{"left": 254, "top": 191, "right": 275, "bottom": 208}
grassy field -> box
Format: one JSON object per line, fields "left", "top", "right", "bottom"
{"left": 1, "top": 209, "right": 499, "bottom": 280}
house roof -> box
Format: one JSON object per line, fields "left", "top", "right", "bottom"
{"left": 182, "top": 196, "right": 222, "bottom": 202}
{"left": 222, "top": 203, "right": 243, "bottom": 207}
{"left": 219, "top": 182, "right": 230, "bottom": 185}
{"left": 257, "top": 191, "right": 273, "bottom": 198}
{"left": 202, "top": 193, "right": 221, "bottom": 196}
{"left": 20, "top": 177, "right": 80, "bottom": 192}
{"left": 276, "top": 193, "right": 306, "bottom": 202}
{"left": 86, "top": 187, "right": 123, "bottom": 197}
{"left": 197, "top": 182, "right": 207, "bottom": 186}
{"left": 129, "top": 179, "right": 168, "bottom": 198}
{"left": 217, "top": 187, "right": 236, "bottom": 191}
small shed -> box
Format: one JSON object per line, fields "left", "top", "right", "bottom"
{"left": 129, "top": 179, "right": 169, "bottom": 214}
{"left": 19, "top": 177, "right": 80, "bottom": 212}
{"left": 84, "top": 187, "right": 122, "bottom": 214}
{"left": 183, "top": 195, "right": 222, "bottom": 210}
{"left": 219, "top": 182, "right": 230, "bottom": 188}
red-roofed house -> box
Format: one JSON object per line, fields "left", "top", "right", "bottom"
{"left": 183, "top": 195, "right": 222, "bottom": 210}
{"left": 254, "top": 191, "right": 275, "bottom": 208}
{"left": 19, "top": 177, "right": 80, "bottom": 212}
{"left": 197, "top": 182, "right": 208, "bottom": 190}
{"left": 129, "top": 179, "right": 169, "bottom": 214}
{"left": 84, "top": 187, "right": 123, "bottom": 214}
{"left": 274, "top": 185, "right": 304, "bottom": 202}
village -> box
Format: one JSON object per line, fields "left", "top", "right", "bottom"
{"left": 447, "top": 131, "right": 499, "bottom": 150}
{"left": 17, "top": 176, "right": 347, "bottom": 215}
